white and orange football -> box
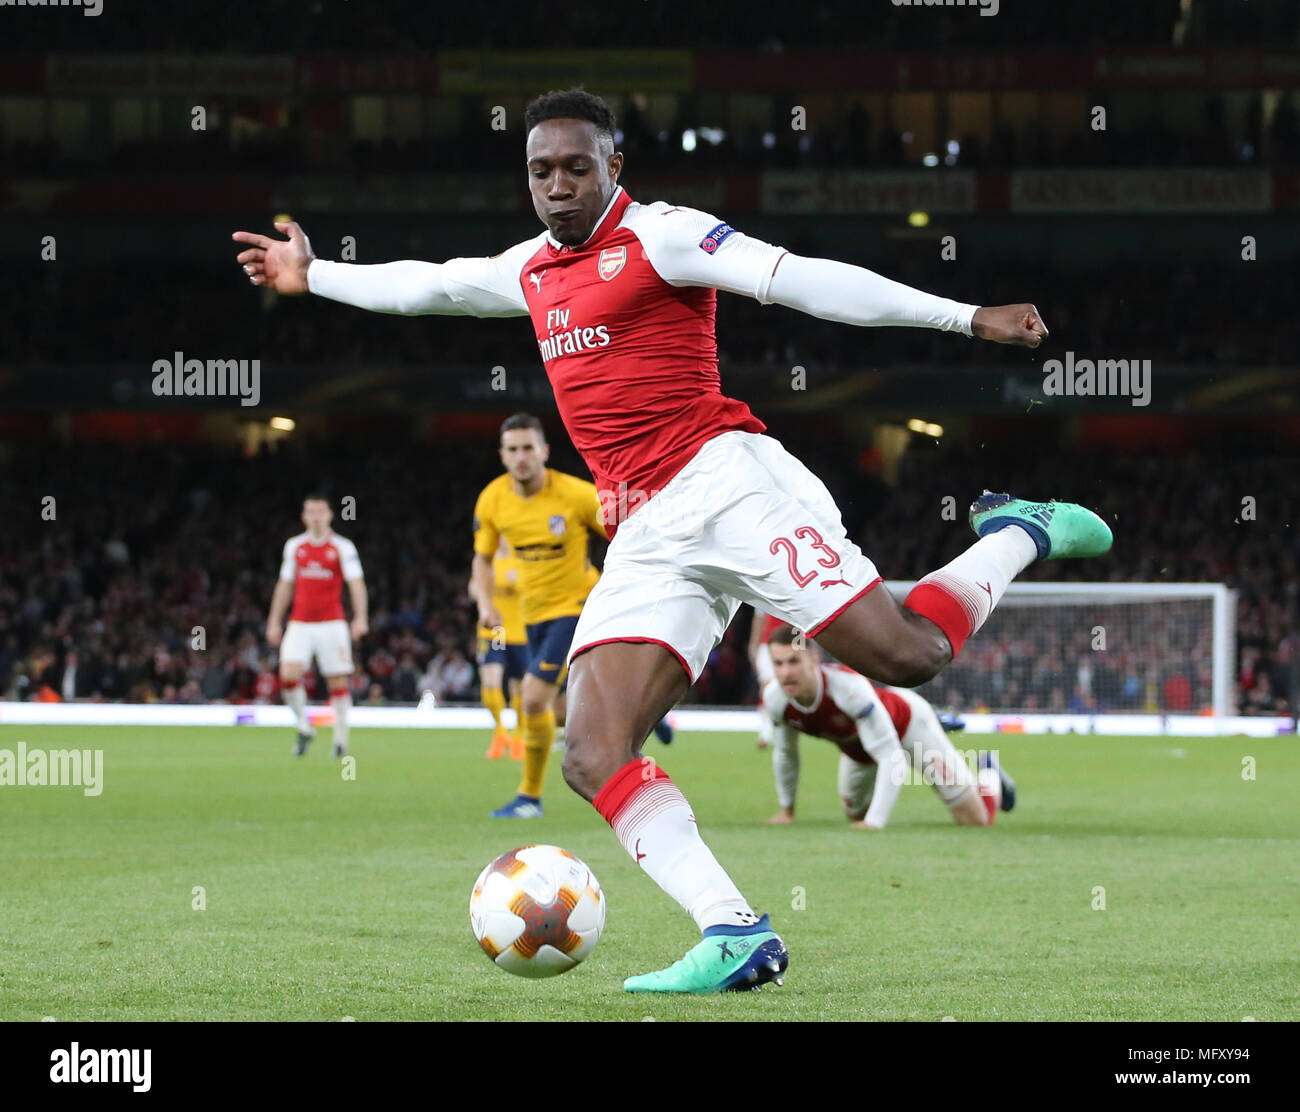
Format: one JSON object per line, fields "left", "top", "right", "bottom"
{"left": 470, "top": 845, "right": 606, "bottom": 978}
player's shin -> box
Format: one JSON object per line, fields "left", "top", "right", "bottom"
{"left": 593, "top": 759, "right": 759, "bottom": 931}
{"left": 509, "top": 691, "right": 523, "bottom": 739}
{"left": 329, "top": 684, "right": 351, "bottom": 751}
{"left": 282, "top": 679, "right": 310, "bottom": 732}
{"left": 903, "top": 527, "right": 1038, "bottom": 655}
{"left": 509, "top": 691, "right": 525, "bottom": 761}
{"left": 518, "top": 709, "right": 555, "bottom": 798}
{"left": 483, "top": 686, "right": 507, "bottom": 732}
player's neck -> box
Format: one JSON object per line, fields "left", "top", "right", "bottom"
{"left": 307, "top": 529, "right": 330, "bottom": 543}
{"left": 512, "top": 470, "right": 547, "bottom": 498}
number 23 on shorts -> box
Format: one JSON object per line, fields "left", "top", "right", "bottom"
{"left": 770, "top": 525, "right": 842, "bottom": 588}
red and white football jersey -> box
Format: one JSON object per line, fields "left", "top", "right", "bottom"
{"left": 279, "top": 531, "right": 363, "bottom": 623}
{"left": 432, "top": 187, "right": 789, "bottom": 537}
{"left": 760, "top": 664, "right": 912, "bottom": 762}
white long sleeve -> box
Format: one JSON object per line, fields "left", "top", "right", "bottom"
{"left": 307, "top": 259, "right": 458, "bottom": 315}
{"left": 853, "top": 700, "right": 909, "bottom": 829}
{"left": 765, "top": 252, "right": 978, "bottom": 335}
{"left": 306, "top": 234, "right": 540, "bottom": 318}
{"left": 771, "top": 723, "right": 801, "bottom": 809}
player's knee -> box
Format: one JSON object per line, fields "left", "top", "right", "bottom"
{"left": 560, "top": 738, "right": 603, "bottom": 801}
{"left": 521, "top": 685, "right": 552, "bottom": 717}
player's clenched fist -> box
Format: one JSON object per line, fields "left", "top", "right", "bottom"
{"left": 971, "top": 303, "right": 1049, "bottom": 348}
{"left": 232, "top": 220, "right": 315, "bottom": 295}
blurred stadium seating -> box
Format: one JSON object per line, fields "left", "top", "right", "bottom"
{"left": 2, "top": 0, "right": 1297, "bottom": 717}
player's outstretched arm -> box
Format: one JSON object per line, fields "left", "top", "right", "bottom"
{"left": 766, "top": 255, "right": 1048, "bottom": 348}
{"left": 232, "top": 221, "right": 531, "bottom": 317}
{"left": 646, "top": 206, "right": 1046, "bottom": 348}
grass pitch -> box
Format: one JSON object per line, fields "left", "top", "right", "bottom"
{"left": 1, "top": 723, "right": 1296, "bottom": 1021}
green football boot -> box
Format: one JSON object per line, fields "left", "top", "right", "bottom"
{"left": 623, "top": 914, "right": 788, "bottom": 994}
{"left": 969, "top": 491, "right": 1112, "bottom": 560}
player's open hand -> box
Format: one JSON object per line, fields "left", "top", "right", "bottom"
{"left": 971, "top": 303, "right": 1049, "bottom": 348}
{"left": 232, "top": 221, "right": 315, "bottom": 295}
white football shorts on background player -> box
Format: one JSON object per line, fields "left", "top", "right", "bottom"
{"left": 569, "top": 430, "right": 880, "bottom": 681}
{"left": 280, "top": 619, "right": 354, "bottom": 674}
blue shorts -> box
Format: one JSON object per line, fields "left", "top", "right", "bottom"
{"left": 477, "top": 636, "right": 528, "bottom": 683}
{"left": 526, "top": 616, "right": 580, "bottom": 687}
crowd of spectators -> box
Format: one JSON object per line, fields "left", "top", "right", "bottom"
{"left": 3, "top": 256, "right": 1292, "bottom": 375}
{"left": 0, "top": 432, "right": 1294, "bottom": 716}
{"left": 852, "top": 443, "right": 1298, "bottom": 716}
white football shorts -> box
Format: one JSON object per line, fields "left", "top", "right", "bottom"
{"left": 569, "top": 431, "right": 881, "bottom": 682}
{"left": 280, "top": 619, "right": 354, "bottom": 675}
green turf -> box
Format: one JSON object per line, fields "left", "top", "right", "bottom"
{"left": 0, "top": 724, "right": 1296, "bottom": 1021}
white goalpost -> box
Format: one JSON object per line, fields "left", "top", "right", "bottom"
{"left": 883, "top": 581, "right": 1238, "bottom": 718}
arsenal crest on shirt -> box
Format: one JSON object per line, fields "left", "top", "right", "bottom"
{"left": 549, "top": 514, "right": 567, "bottom": 536}
{"left": 598, "top": 246, "right": 626, "bottom": 281}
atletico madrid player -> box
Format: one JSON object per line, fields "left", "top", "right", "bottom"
{"left": 234, "top": 88, "right": 1111, "bottom": 994}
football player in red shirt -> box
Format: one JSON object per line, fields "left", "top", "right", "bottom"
{"left": 235, "top": 89, "right": 1109, "bottom": 994}
{"left": 267, "top": 495, "right": 368, "bottom": 758}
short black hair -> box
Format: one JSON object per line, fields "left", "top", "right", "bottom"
{"left": 500, "top": 413, "right": 546, "bottom": 441}
{"left": 524, "top": 88, "right": 616, "bottom": 148}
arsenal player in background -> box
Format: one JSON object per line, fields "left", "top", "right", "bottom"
{"left": 267, "top": 495, "right": 368, "bottom": 758}
{"left": 234, "top": 88, "right": 1111, "bottom": 994}
{"left": 757, "top": 625, "right": 1014, "bottom": 829}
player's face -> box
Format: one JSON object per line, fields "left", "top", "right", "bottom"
{"left": 500, "top": 429, "right": 548, "bottom": 484}
{"left": 525, "top": 119, "right": 624, "bottom": 247}
{"left": 301, "top": 499, "right": 332, "bottom": 535}
{"left": 770, "top": 642, "right": 817, "bottom": 700}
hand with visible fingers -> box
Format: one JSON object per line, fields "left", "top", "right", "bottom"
{"left": 232, "top": 220, "right": 315, "bottom": 295}
{"left": 971, "top": 303, "right": 1049, "bottom": 348}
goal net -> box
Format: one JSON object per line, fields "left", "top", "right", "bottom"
{"left": 882, "top": 582, "right": 1237, "bottom": 717}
